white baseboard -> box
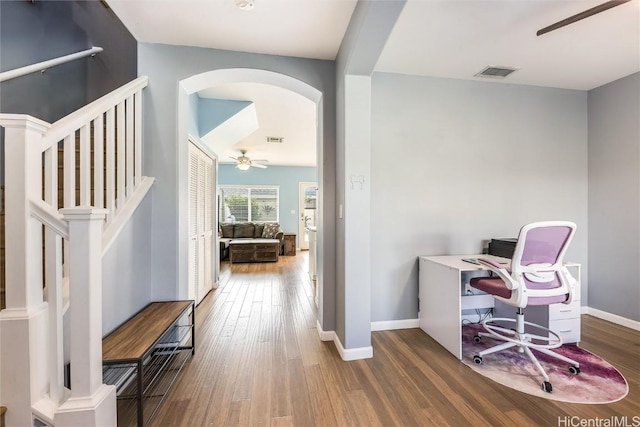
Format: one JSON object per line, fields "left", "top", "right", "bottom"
{"left": 334, "top": 334, "right": 373, "bottom": 361}
{"left": 317, "top": 320, "right": 373, "bottom": 360}
{"left": 371, "top": 318, "right": 419, "bottom": 331}
{"left": 583, "top": 306, "right": 640, "bottom": 331}
{"left": 316, "top": 319, "right": 335, "bottom": 342}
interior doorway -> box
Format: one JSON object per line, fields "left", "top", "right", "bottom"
{"left": 298, "top": 182, "right": 317, "bottom": 250}
{"left": 178, "top": 68, "right": 329, "bottom": 331}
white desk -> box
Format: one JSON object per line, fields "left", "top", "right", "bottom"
{"left": 418, "top": 255, "right": 581, "bottom": 360}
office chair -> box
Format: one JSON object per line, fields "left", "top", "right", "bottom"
{"left": 470, "top": 221, "right": 580, "bottom": 393}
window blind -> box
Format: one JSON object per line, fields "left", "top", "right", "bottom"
{"left": 220, "top": 186, "right": 279, "bottom": 223}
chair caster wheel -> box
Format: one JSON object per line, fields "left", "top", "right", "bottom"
{"left": 569, "top": 366, "right": 580, "bottom": 375}
{"left": 473, "top": 355, "right": 483, "bottom": 365}
{"left": 542, "top": 381, "right": 553, "bottom": 393}
{"left": 473, "top": 335, "right": 482, "bottom": 343}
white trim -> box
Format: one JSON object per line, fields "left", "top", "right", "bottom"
{"left": 30, "top": 199, "right": 69, "bottom": 239}
{"left": 42, "top": 76, "right": 149, "bottom": 150}
{"left": 315, "top": 320, "right": 373, "bottom": 360}
{"left": 371, "top": 318, "right": 419, "bottom": 331}
{"left": 583, "top": 306, "right": 640, "bottom": 331}
{"left": 316, "top": 319, "right": 335, "bottom": 342}
{"left": 188, "top": 134, "right": 218, "bottom": 161}
{"left": 333, "top": 334, "right": 373, "bottom": 361}
{"left": 0, "top": 303, "right": 48, "bottom": 321}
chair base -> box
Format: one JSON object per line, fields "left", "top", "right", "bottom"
{"left": 472, "top": 312, "right": 580, "bottom": 393}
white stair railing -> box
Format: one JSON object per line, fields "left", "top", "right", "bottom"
{"left": 0, "top": 75, "right": 152, "bottom": 427}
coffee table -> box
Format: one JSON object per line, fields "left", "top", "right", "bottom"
{"left": 229, "top": 239, "right": 280, "bottom": 263}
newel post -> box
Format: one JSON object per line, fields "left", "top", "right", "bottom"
{"left": 54, "top": 208, "right": 116, "bottom": 427}
{"left": 0, "top": 114, "right": 50, "bottom": 426}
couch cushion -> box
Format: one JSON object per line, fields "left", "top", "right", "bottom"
{"left": 253, "top": 223, "right": 265, "bottom": 238}
{"left": 262, "top": 223, "right": 281, "bottom": 239}
{"left": 221, "top": 223, "right": 234, "bottom": 238}
{"left": 234, "top": 223, "right": 255, "bottom": 238}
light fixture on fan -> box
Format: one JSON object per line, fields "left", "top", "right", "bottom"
{"left": 234, "top": 0, "right": 254, "bottom": 11}
{"left": 230, "top": 150, "right": 267, "bottom": 171}
{"left": 237, "top": 162, "right": 251, "bottom": 171}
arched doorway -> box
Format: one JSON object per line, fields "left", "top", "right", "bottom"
{"left": 176, "top": 68, "right": 326, "bottom": 328}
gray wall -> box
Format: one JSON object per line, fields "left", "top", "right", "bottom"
{"left": 370, "top": 72, "right": 589, "bottom": 322}
{"left": 218, "top": 164, "right": 317, "bottom": 239}
{"left": 335, "top": 1, "right": 405, "bottom": 350}
{"left": 588, "top": 72, "right": 640, "bottom": 321}
{"left": 137, "top": 44, "right": 336, "bottom": 324}
{"left": 102, "top": 195, "right": 154, "bottom": 335}
{"left": 0, "top": 0, "right": 137, "bottom": 122}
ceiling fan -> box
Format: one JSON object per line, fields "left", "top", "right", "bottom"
{"left": 230, "top": 150, "right": 268, "bottom": 171}
{"left": 537, "top": 0, "right": 631, "bottom": 36}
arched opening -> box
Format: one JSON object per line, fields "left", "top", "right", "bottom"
{"left": 176, "top": 68, "right": 326, "bottom": 327}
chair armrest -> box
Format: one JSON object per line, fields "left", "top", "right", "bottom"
{"left": 275, "top": 231, "right": 284, "bottom": 242}
{"left": 477, "top": 258, "right": 504, "bottom": 270}
{"left": 477, "top": 258, "right": 518, "bottom": 290}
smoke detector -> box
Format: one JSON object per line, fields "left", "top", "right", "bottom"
{"left": 234, "top": 0, "right": 254, "bottom": 11}
{"left": 475, "top": 66, "right": 518, "bottom": 79}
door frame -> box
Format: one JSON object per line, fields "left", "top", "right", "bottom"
{"left": 298, "top": 181, "right": 317, "bottom": 251}
{"left": 188, "top": 137, "right": 219, "bottom": 306}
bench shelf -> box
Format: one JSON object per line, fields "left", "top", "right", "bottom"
{"left": 102, "top": 300, "right": 195, "bottom": 426}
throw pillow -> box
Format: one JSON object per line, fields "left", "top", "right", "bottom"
{"left": 253, "top": 223, "right": 265, "bottom": 238}
{"left": 234, "top": 223, "right": 255, "bottom": 238}
{"left": 221, "top": 223, "right": 234, "bottom": 238}
{"left": 262, "top": 223, "right": 280, "bottom": 239}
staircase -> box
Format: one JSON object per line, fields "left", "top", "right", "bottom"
{"left": 0, "top": 76, "right": 153, "bottom": 427}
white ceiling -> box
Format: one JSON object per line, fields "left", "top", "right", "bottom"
{"left": 198, "top": 83, "right": 317, "bottom": 166}
{"left": 107, "top": 0, "right": 640, "bottom": 167}
{"left": 107, "top": 0, "right": 357, "bottom": 61}
{"left": 376, "top": 0, "right": 640, "bottom": 91}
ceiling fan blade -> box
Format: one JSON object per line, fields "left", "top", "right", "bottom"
{"left": 251, "top": 163, "right": 267, "bottom": 169}
{"left": 537, "top": 0, "right": 632, "bottom": 36}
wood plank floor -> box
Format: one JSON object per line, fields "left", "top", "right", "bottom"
{"left": 151, "top": 252, "right": 640, "bottom": 426}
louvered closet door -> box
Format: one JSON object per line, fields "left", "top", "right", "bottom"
{"left": 189, "top": 143, "right": 214, "bottom": 305}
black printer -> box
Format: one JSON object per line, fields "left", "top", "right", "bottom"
{"left": 488, "top": 238, "right": 517, "bottom": 259}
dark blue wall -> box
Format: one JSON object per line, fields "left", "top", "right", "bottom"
{"left": 0, "top": 0, "right": 137, "bottom": 122}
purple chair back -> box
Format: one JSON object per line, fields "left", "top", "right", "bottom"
{"left": 520, "top": 226, "right": 573, "bottom": 266}
{"left": 509, "top": 222, "right": 576, "bottom": 304}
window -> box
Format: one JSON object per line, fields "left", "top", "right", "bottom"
{"left": 219, "top": 185, "right": 279, "bottom": 223}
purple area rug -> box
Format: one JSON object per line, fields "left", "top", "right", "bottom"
{"left": 461, "top": 323, "right": 628, "bottom": 403}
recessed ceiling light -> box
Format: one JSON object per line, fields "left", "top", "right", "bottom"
{"left": 235, "top": 0, "right": 254, "bottom": 11}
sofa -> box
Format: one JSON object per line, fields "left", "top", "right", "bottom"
{"left": 219, "top": 222, "right": 284, "bottom": 261}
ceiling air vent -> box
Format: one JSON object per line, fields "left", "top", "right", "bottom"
{"left": 266, "top": 136, "right": 284, "bottom": 143}
{"left": 475, "top": 66, "right": 518, "bottom": 79}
